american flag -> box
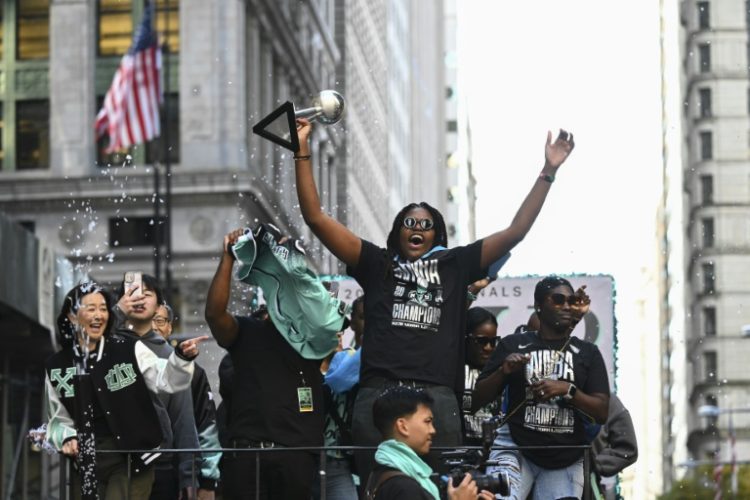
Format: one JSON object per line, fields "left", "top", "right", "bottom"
{"left": 95, "top": 4, "right": 162, "bottom": 153}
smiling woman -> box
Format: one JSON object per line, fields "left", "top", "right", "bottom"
{"left": 44, "top": 282, "right": 199, "bottom": 499}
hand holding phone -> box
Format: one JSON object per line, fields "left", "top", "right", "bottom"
{"left": 124, "top": 271, "right": 143, "bottom": 296}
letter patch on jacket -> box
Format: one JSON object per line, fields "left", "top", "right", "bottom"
{"left": 104, "top": 363, "right": 137, "bottom": 391}
{"left": 50, "top": 367, "right": 77, "bottom": 398}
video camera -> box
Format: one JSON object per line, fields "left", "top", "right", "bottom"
{"left": 432, "top": 416, "right": 511, "bottom": 496}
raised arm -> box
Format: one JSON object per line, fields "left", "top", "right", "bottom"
{"left": 294, "top": 119, "right": 361, "bottom": 268}
{"left": 204, "top": 230, "right": 242, "bottom": 347}
{"left": 480, "top": 130, "right": 575, "bottom": 269}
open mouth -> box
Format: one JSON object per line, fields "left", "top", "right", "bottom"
{"left": 408, "top": 234, "right": 424, "bottom": 246}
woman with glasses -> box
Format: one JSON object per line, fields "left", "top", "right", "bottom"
{"left": 462, "top": 307, "right": 500, "bottom": 445}
{"left": 292, "top": 118, "right": 575, "bottom": 487}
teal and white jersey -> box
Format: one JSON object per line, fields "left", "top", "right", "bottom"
{"left": 232, "top": 223, "right": 346, "bottom": 360}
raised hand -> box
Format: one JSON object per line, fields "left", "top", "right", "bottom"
{"left": 570, "top": 285, "right": 591, "bottom": 324}
{"left": 544, "top": 129, "right": 575, "bottom": 169}
{"left": 296, "top": 118, "right": 312, "bottom": 149}
{"left": 117, "top": 285, "right": 146, "bottom": 317}
{"left": 223, "top": 228, "right": 246, "bottom": 257}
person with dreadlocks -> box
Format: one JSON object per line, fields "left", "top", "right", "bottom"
{"left": 44, "top": 283, "right": 205, "bottom": 499}
{"left": 293, "top": 119, "right": 575, "bottom": 487}
{"left": 473, "top": 276, "right": 610, "bottom": 500}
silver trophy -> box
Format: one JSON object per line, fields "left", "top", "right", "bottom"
{"left": 253, "top": 90, "right": 346, "bottom": 152}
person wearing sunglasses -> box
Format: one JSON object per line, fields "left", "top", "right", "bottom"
{"left": 293, "top": 118, "right": 575, "bottom": 489}
{"left": 472, "top": 276, "right": 610, "bottom": 500}
{"left": 462, "top": 307, "right": 501, "bottom": 446}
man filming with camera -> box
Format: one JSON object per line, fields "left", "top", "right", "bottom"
{"left": 366, "top": 386, "right": 495, "bottom": 500}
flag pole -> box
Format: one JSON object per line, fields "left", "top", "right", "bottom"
{"left": 153, "top": 158, "right": 161, "bottom": 282}
{"left": 162, "top": 0, "right": 173, "bottom": 304}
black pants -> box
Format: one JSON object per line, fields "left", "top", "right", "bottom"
{"left": 221, "top": 448, "right": 316, "bottom": 500}
{"left": 149, "top": 467, "right": 179, "bottom": 499}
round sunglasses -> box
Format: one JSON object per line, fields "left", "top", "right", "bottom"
{"left": 403, "top": 217, "right": 434, "bottom": 230}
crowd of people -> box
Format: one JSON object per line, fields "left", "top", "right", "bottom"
{"left": 42, "top": 123, "right": 638, "bottom": 500}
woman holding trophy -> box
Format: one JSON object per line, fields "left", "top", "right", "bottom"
{"left": 293, "top": 117, "right": 575, "bottom": 486}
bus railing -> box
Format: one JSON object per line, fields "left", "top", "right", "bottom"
{"left": 58, "top": 444, "right": 593, "bottom": 499}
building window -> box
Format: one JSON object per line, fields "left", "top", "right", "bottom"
{"left": 17, "top": 220, "right": 35, "bottom": 233}
{"left": 703, "top": 351, "right": 717, "bottom": 381}
{"left": 698, "top": 43, "right": 711, "bottom": 73}
{"left": 17, "top": 0, "right": 49, "bottom": 60}
{"left": 109, "top": 216, "right": 165, "bottom": 247}
{"left": 702, "top": 262, "right": 715, "bottom": 294}
{"left": 447, "top": 120, "right": 458, "bottom": 133}
{"left": 98, "top": 0, "right": 133, "bottom": 56}
{"left": 699, "top": 131, "right": 713, "bottom": 160}
{"left": 701, "top": 217, "right": 714, "bottom": 247}
{"left": 698, "top": 88, "right": 712, "bottom": 118}
{"left": 700, "top": 175, "right": 713, "bottom": 204}
{"left": 697, "top": 2, "right": 710, "bottom": 30}
{"left": 704, "top": 393, "right": 718, "bottom": 425}
{"left": 146, "top": 93, "right": 180, "bottom": 165}
{"left": 703, "top": 307, "right": 716, "bottom": 337}
{"left": 16, "top": 100, "right": 50, "bottom": 170}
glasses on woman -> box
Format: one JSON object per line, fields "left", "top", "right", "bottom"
{"left": 548, "top": 293, "right": 580, "bottom": 307}
{"left": 467, "top": 335, "right": 499, "bottom": 348}
{"left": 403, "top": 217, "right": 434, "bottom": 230}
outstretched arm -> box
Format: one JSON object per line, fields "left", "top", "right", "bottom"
{"left": 204, "top": 230, "right": 242, "bottom": 347}
{"left": 479, "top": 130, "right": 575, "bottom": 269}
{"left": 294, "top": 119, "right": 362, "bottom": 268}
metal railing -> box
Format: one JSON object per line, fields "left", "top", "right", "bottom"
{"left": 58, "top": 444, "right": 593, "bottom": 499}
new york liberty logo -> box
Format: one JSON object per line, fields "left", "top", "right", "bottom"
{"left": 104, "top": 363, "right": 137, "bottom": 392}
{"left": 50, "top": 367, "right": 77, "bottom": 398}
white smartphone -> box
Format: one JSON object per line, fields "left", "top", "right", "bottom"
{"left": 124, "top": 271, "right": 143, "bottom": 296}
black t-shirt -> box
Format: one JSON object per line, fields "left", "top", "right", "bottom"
{"left": 349, "top": 239, "right": 485, "bottom": 387}
{"left": 478, "top": 331, "right": 610, "bottom": 468}
{"left": 224, "top": 316, "right": 325, "bottom": 447}
{"left": 368, "top": 465, "right": 434, "bottom": 500}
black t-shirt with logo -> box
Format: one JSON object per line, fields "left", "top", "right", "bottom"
{"left": 478, "top": 330, "right": 610, "bottom": 469}
{"left": 224, "top": 316, "right": 325, "bottom": 447}
{"left": 349, "top": 239, "right": 485, "bottom": 388}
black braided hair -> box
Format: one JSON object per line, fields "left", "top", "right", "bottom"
{"left": 466, "top": 306, "right": 498, "bottom": 337}
{"left": 533, "top": 275, "right": 574, "bottom": 306}
{"left": 385, "top": 202, "right": 448, "bottom": 261}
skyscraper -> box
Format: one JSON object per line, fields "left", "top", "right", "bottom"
{"left": 680, "top": 0, "right": 750, "bottom": 471}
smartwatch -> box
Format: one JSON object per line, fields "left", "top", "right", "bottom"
{"left": 563, "top": 383, "right": 577, "bottom": 401}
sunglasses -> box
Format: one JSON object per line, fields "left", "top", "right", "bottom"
{"left": 467, "top": 335, "right": 499, "bottom": 347}
{"left": 548, "top": 293, "right": 580, "bottom": 307}
{"left": 403, "top": 217, "right": 434, "bottom": 230}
